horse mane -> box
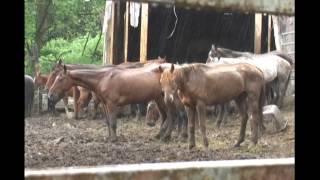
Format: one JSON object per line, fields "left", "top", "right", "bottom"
{"left": 217, "top": 47, "right": 253, "bottom": 58}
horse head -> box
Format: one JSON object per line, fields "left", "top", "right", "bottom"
{"left": 159, "top": 63, "right": 180, "bottom": 104}
{"left": 45, "top": 59, "right": 64, "bottom": 91}
{"left": 48, "top": 65, "right": 73, "bottom": 106}
{"left": 206, "top": 44, "right": 221, "bottom": 63}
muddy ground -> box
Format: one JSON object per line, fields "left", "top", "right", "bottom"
{"left": 25, "top": 97, "right": 294, "bottom": 169}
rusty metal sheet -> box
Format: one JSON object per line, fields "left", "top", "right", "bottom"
{"left": 118, "top": 0, "right": 294, "bottom": 16}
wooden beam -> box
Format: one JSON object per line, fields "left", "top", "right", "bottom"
{"left": 140, "top": 3, "right": 149, "bottom": 63}
{"left": 109, "top": 2, "right": 116, "bottom": 64}
{"left": 267, "top": 15, "right": 272, "bottom": 52}
{"left": 254, "top": 13, "right": 262, "bottom": 54}
{"left": 272, "top": 15, "right": 281, "bottom": 51}
{"left": 121, "top": 0, "right": 294, "bottom": 16}
{"left": 124, "top": 1, "right": 129, "bottom": 63}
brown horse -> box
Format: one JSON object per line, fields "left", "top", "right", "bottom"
{"left": 35, "top": 66, "right": 96, "bottom": 117}
{"left": 45, "top": 60, "right": 114, "bottom": 119}
{"left": 48, "top": 62, "right": 173, "bottom": 142}
{"left": 34, "top": 71, "right": 49, "bottom": 89}
{"left": 46, "top": 58, "right": 167, "bottom": 119}
{"left": 159, "top": 63, "right": 265, "bottom": 149}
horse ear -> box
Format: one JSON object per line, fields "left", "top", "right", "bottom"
{"left": 158, "top": 65, "right": 163, "bottom": 73}
{"left": 170, "top": 63, "right": 174, "bottom": 73}
{"left": 214, "top": 44, "right": 218, "bottom": 50}
{"left": 63, "top": 64, "right": 67, "bottom": 74}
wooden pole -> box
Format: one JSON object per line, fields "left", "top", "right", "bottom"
{"left": 272, "top": 15, "right": 281, "bottom": 51}
{"left": 267, "top": 15, "right": 272, "bottom": 52}
{"left": 140, "top": 3, "right": 149, "bottom": 63}
{"left": 254, "top": 13, "right": 262, "bottom": 54}
{"left": 124, "top": 2, "right": 129, "bottom": 63}
{"left": 109, "top": 2, "right": 116, "bottom": 64}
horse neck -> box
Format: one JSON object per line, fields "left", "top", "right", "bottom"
{"left": 68, "top": 69, "right": 108, "bottom": 91}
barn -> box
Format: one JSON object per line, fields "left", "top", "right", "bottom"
{"left": 102, "top": 0, "right": 295, "bottom": 94}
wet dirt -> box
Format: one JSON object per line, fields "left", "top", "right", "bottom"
{"left": 25, "top": 98, "right": 294, "bottom": 169}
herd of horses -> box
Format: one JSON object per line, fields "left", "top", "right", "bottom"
{"left": 25, "top": 45, "right": 293, "bottom": 149}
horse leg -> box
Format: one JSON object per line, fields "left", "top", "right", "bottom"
{"left": 185, "top": 105, "right": 196, "bottom": 149}
{"left": 101, "top": 103, "right": 111, "bottom": 137}
{"left": 277, "top": 73, "right": 290, "bottom": 108}
{"left": 180, "top": 111, "right": 188, "bottom": 139}
{"left": 196, "top": 102, "right": 208, "bottom": 148}
{"left": 216, "top": 103, "right": 226, "bottom": 128}
{"left": 234, "top": 94, "right": 248, "bottom": 147}
{"left": 154, "top": 98, "right": 168, "bottom": 139}
{"left": 247, "top": 93, "right": 261, "bottom": 146}
{"left": 161, "top": 99, "right": 177, "bottom": 142}
{"left": 62, "top": 96, "right": 71, "bottom": 118}
{"left": 92, "top": 94, "right": 100, "bottom": 119}
{"left": 106, "top": 103, "right": 120, "bottom": 142}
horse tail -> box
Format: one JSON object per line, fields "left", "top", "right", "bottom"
{"left": 271, "top": 51, "right": 294, "bottom": 66}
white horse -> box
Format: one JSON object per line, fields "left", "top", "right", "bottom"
{"left": 207, "top": 45, "right": 293, "bottom": 108}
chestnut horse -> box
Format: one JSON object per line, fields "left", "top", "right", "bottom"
{"left": 159, "top": 63, "right": 265, "bottom": 149}
{"left": 48, "top": 62, "right": 173, "bottom": 142}
{"left": 35, "top": 67, "right": 96, "bottom": 117}
{"left": 45, "top": 60, "right": 115, "bottom": 119}
{"left": 46, "top": 58, "right": 166, "bottom": 119}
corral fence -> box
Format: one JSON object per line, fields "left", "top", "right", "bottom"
{"left": 25, "top": 158, "right": 294, "bottom": 180}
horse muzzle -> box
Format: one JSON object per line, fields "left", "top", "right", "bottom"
{"left": 164, "top": 93, "right": 174, "bottom": 104}
{"left": 47, "top": 93, "right": 60, "bottom": 106}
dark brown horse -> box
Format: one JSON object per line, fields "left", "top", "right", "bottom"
{"left": 48, "top": 62, "right": 173, "bottom": 142}
{"left": 159, "top": 63, "right": 265, "bottom": 149}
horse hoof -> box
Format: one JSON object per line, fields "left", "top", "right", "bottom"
{"left": 203, "top": 139, "right": 209, "bottom": 148}
{"left": 154, "top": 134, "right": 161, "bottom": 140}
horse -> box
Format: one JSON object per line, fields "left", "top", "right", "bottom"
{"left": 25, "top": 75, "right": 35, "bottom": 117}
{"left": 48, "top": 62, "right": 174, "bottom": 142}
{"left": 207, "top": 44, "right": 293, "bottom": 108}
{"left": 34, "top": 71, "right": 49, "bottom": 89}
{"left": 159, "top": 63, "right": 265, "bottom": 149}
{"left": 46, "top": 58, "right": 167, "bottom": 119}
{"left": 45, "top": 60, "right": 115, "bottom": 119}
{"left": 35, "top": 66, "right": 96, "bottom": 118}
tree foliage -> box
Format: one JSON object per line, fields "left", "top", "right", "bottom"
{"left": 25, "top": 0, "right": 106, "bottom": 75}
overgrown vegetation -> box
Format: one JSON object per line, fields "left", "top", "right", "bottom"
{"left": 25, "top": 0, "right": 105, "bottom": 76}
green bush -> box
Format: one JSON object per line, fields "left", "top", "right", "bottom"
{"left": 39, "top": 34, "right": 104, "bottom": 74}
